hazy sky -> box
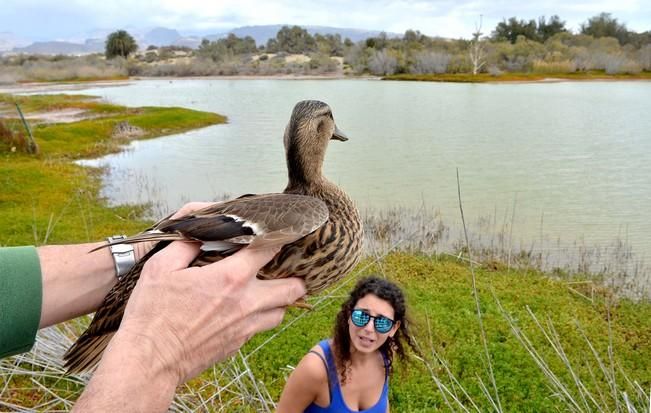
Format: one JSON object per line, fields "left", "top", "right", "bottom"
{"left": 3, "top": 0, "right": 650, "bottom": 42}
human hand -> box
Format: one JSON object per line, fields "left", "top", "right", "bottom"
{"left": 112, "top": 241, "right": 306, "bottom": 385}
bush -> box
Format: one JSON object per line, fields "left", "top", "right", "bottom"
{"left": 604, "top": 56, "right": 642, "bottom": 74}
{"left": 0, "top": 119, "right": 33, "bottom": 154}
{"left": 308, "top": 53, "right": 339, "bottom": 73}
{"left": 410, "top": 51, "right": 451, "bottom": 74}
{"left": 532, "top": 59, "right": 577, "bottom": 73}
{"left": 487, "top": 65, "right": 503, "bottom": 76}
{"left": 639, "top": 44, "right": 651, "bottom": 70}
{"left": 368, "top": 49, "right": 398, "bottom": 75}
{"left": 18, "top": 56, "right": 127, "bottom": 81}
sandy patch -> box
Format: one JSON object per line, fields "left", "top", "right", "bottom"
{"left": 284, "top": 54, "right": 311, "bottom": 64}
{"left": 0, "top": 107, "right": 101, "bottom": 124}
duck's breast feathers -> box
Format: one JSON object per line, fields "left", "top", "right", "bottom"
{"left": 160, "top": 193, "right": 329, "bottom": 248}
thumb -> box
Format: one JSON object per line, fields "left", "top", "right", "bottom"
{"left": 147, "top": 241, "right": 201, "bottom": 272}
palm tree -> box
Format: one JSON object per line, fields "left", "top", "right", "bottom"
{"left": 105, "top": 30, "right": 138, "bottom": 59}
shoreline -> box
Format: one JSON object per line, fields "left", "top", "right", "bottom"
{"left": 1, "top": 73, "right": 650, "bottom": 93}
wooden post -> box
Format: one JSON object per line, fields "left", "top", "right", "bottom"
{"left": 14, "top": 102, "right": 39, "bottom": 154}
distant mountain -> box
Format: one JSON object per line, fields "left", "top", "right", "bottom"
{"left": 0, "top": 32, "right": 30, "bottom": 52}
{"left": 12, "top": 39, "right": 105, "bottom": 55}
{"left": 143, "top": 27, "right": 182, "bottom": 47}
{"left": 172, "top": 36, "right": 203, "bottom": 49}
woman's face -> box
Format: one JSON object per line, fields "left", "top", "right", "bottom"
{"left": 348, "top": 293, "right": 400, "bottom": 354}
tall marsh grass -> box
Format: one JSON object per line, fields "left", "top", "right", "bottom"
{"left": 363, "top": 204, "right": 649, "bottom": 301}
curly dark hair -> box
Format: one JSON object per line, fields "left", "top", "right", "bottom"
{"left": 332, "top": 276, "right": 418, "bottom": 384}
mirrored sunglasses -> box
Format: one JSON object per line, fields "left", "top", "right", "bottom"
{"left": 351, "top": 309, "right": 395, "bottom": 334}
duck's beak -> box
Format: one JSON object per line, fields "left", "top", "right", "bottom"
{"left": 332, "top": 125, "right": 348, "bottom": 141}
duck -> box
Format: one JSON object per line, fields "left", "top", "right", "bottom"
{"left": 64, "top": 100, "right": 364, "bottom": 373}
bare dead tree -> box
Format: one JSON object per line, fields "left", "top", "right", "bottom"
{"left": 469, "top": 15, "right": 486, "bottom": 75}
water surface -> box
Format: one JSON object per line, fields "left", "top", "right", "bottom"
{"left": 74, "top": 79, "right": 651, "bottom": 257}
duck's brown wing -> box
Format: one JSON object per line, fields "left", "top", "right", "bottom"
{"left": 97, "top": 193, "right": 329, "bottom": 250}
{"left": 64, "top": 194, "right": 327, "bottom": 373}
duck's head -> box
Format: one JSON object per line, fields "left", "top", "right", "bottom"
{"left": 284, "top": 100, "right": 348, "bottom": 187}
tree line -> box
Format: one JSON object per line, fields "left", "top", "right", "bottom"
{"left": 3, "top": 12, "right": 648, "bottom": 82}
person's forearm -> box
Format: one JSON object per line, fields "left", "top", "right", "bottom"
{"left": 72, "top": 329, "right": 178, "bottom": 412}
{"left": 37, "top": 241, "right": 151, "bottom": 328}
{"left": 37, "top": 242, "right": 116, "bottom": 328}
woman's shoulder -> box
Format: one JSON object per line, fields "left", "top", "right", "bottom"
{"left": 300, "top": 343, "right": 330, "bottom": 379}
{"left": 277, "top": 342, "right": 332, "bottom": 410}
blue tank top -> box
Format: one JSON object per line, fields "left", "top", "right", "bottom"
{"left": 304, "top": 339, "right": 389, "bottom": 413}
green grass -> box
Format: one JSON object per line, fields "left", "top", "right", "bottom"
{"left": 384, "top": 70, "right": 651, "bottom": 83}
{"left": 236, "top": 253, "right": 651, "bottom": 411}
{"left": 0, "top": 94, "right": 122, "bottom": 114}
{"left": 0, "top": 93, "right": 225, "bottom": 246}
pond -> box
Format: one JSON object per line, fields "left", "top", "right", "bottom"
{"left": 74, "top": 79, "right": 651, "bottom": 262}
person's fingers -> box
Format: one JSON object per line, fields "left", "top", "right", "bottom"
{"left": 249, "top": 277, "right": 307, "bottom": 312}
{"left": 244, "top": 307, "right": 287, "bottom": 337}
{"left": 215, "top": 246, "right": 281, "bottom": 279}
{"left": 145, "top": 241, "right": 201, "bottom": 273}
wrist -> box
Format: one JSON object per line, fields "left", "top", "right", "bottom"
{"left": 112, "top": 324, "right": 182, "bottom": 385}
{"left": 113, "top": 320, "right": 184, "bottom": 385}
{"left": 75, "top": 328, "right": 179, "bottom": 412}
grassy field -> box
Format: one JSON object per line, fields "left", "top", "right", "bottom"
{"left": 383, "top": 71, "right": 651, "bottom": 83}
{"left": 235, "top": 254, "right": 651, "bottom": 412}
{"left": 0, "top": 93, "right": 225, "bottom": 246}
{"left": 1, "top": 93, "right": 649, "bottom": 412}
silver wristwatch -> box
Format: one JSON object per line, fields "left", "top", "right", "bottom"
{"left": 107, "top": 235, "right": 136, "bottom": 281}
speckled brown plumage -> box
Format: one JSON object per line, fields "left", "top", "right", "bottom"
{"left": 64, "top": 100, "right": 363, "bottom": 373}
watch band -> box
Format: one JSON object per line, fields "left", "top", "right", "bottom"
{"left": 107, "top": 235, "right": 136, "bottom": 281}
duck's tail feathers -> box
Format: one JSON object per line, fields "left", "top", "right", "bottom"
{"left": 63, "top": 332, "right": 115, "bottom": 374}
{"left": 89, "top": 232, "right": 186, "bottom": 252}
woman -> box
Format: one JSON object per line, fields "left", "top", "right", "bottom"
{"left": 277, "top": 276, "right": 417, "bottom": 412}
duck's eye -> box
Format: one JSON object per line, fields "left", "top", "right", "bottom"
{"left": 328, "top": 112, "right": 333, "bottom": 120}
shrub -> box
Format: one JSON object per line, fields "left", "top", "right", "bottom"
{"left": 0, "top": 119, "right": 30, "bottom": 153}
{"left": 638, "top": 44, "right": 651, "bottom": 70}
{"left": 410, "top": 51, "right": 451, "bottom": 74}
{"left": 368, "top": 49, "right": 398, "bottom": 75}
{"left": 532, "top": 59, "right": 577, "bottom": 73}
{"left": 308, "top": 53, "right": 339, "bottom": 72}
